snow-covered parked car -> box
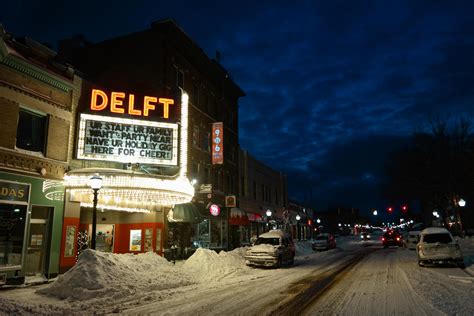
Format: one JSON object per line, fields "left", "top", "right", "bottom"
{"left": 245, "top": 230, "right": 295, "bottom": 268}
{"left": 417, "top": 227, "right": 464, "bottom": 268}
{"left": 404, "top": 231, "right": 420, "bottom": 250}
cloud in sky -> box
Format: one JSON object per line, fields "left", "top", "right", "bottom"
{"left": 2, "top": 0, "right": 474, "bottom": 213}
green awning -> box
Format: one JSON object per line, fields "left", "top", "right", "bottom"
{"left": 167, "top": 203, "right": 202, "bottom": 223}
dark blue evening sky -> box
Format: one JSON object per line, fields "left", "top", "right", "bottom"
{"left": 2, "top": 0, "right": 474, "bottom": 215}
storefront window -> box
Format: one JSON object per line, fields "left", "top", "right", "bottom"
{"left": 211, "top": 219, "right": 227, "bottom": 249}
{"left": 194, "top": 219, "right": 210, "bottom": 248}
{"left": 129, "top": 229, "right": 142, "bottom": 251}
{"left": 0, "top": 204, "right": 27, "bottom": 267}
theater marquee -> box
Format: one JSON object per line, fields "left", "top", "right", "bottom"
{"left": 77, "top": 113, "right": 179, "bottom": 165}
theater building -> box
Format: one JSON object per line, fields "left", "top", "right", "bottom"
{"left": 0, "top": 27, "right": 75, "bottom": 284}
{"left": 58, "top": 19, "right": 244, "bottom": 267}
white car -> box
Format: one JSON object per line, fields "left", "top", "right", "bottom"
{"left": 404, "top": 231, "right": 420, "bottom": 250}
{"left": 417, "top": 227, "right": 464, "bottom": 268}
{"left": 245, "top": 230, "right": 295, "bottom": 268}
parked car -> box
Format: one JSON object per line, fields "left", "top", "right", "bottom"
{"left": 417, "top": 227, "right": 464, "bottom": 268}
{"left": 403, "top": 231, "right": 420, "bottom": 250}
{"left": 382, "top": 230, "right": 403, "bottom": 248}
{"left": 312, "top": 233, "right": 337, "bottom": 251}
{"left": 245, "top": 230, "right": 295, "bottom": 268}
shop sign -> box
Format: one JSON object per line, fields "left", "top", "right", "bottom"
{"left": 225, "top": 195, "right": 236, "bottom": 208}
{"left": 0, "top": 181, "right": 29, "bottom": 203}
{"left": 77, "top": 113, "right": 178, "bottom": 165}
{"left": 209, "top": 204, "right": 221, "bottom": 216}
{"left": 90, "top": 89, "right": 174, "bottom": 118}
{"left": 212, "top": 122, "right": 224, "bottom": 164}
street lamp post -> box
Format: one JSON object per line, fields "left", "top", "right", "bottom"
{"left": 266, "top": 209, "right": 272, "bottom": 232}
{"left": 457, "top": 198, "right": 466, "bottom": 236}
{"left": 296, "top": 214, "right": 301, "bottom": 240}
{"left": 89, "top": 174, "right": 103, "bottom": 250}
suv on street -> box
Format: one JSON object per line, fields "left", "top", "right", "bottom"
{"left": 245, "top": 230, "right": 295, "bottom": 268}
{"left": 382, "top": 230, "right": 403, "bottom": 248}
{"left": 417, "top": 227, "right": 464, "bottom": 268}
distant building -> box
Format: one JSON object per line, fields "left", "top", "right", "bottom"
{"left": 239, "top": 149, "right": 288, "bottom": 240}
{"left": 287, "top": 200, "right": 315, "bottom": 240}
{"left": 0, "top": 26, "right": 75, "bottom": 285}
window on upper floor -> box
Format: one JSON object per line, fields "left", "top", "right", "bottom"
{"left": 192, "top": 83, "right": 199, "bottom": 106}
{"left": 253, "top": 181, "right": 257, "bottom": 200}
{"left": 203, "top": 166, "right": 210, "bottom": 184}
{"left": 176, "top": 68, "right": 184, "bottom": 89}
{"left": 201, "top": 132, "right": 210, "bottom": 152}
{"left": 193, "top": 125, "right": 200, "bottom": 148}
{"left": 192, "top": 162, "right": 199, "bottom": 180}
{"left": 16, "top": 107, "right": 48, "bottom": 154}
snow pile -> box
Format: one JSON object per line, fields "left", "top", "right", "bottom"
{"left": 182, "top": 247, "right": 250, "bottom": 282}
{"left": 37, "top": 249, "right": 193, "bottom": 301}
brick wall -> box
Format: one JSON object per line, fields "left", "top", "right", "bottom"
{"left": 0, "top": 98, "right": 18, "bottom": 149}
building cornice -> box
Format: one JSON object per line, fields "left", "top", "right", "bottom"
{"left": 0, "top": 39, "right": 73, "bottom": 93}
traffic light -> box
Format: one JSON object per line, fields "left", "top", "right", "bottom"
{"left": 401, "top": 205, "right": 408, "bottom": 213}
{"left": 387, "top": 207, "right": 393, "bottom": 213}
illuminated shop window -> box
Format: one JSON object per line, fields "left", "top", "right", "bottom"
{"left": 0, "top": 204, "right": 27, "bottom": 267}
{"left": 16, "top": 108, "right": 47, "bottom": 153}
{"left": 129, "top": 229, "right": 142, "bottom": 251}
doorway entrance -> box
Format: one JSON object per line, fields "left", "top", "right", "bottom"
{"left": 25, "top": 206, "right": 52, "bottom": 277}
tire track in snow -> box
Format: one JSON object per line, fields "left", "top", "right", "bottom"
{"left": 302, "top": 247, "right": 444, "bottom": 316}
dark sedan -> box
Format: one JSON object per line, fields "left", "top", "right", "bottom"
{"left": 382, "top": 230, "right": 403, "bottom": 248}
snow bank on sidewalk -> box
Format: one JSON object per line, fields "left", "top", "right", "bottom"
{"left": 37, "top": 249, "right": 194, "bottom": 301}
{"left": 182, "top": 247, "right": 250, "bottom": 282}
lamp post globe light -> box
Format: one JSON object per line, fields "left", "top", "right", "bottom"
{"left": 266, "top": 209, "right": 272, "bottom": 217}
{"left": 89, "top": 174, "right": 103, "bottom": 250}
{"left": 373, "top": 210, "right": 378, "bottom": 216}
{"left": 458, "top": 198, "right": 466, "bottom": 207}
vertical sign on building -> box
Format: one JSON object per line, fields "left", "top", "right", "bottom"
{"left": 212, "top": 122, "right": 224, "bottom": 164}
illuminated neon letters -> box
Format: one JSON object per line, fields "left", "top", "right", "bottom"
{"left": 90, "top": 89, "right": 174, "bottom": 118}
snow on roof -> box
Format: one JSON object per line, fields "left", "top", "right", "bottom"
{"left": 421, "top": 227, "right": 450, "bottom": 235}
{"left": 259, "top": 229, "right": 289, "bottom": 238}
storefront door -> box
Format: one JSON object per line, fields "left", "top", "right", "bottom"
{"left": 25, "top": 206, "right": 52, "bottom": 277}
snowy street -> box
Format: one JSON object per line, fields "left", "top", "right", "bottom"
{"left": 1, "top": 235, "right": 474, "bottom": 315}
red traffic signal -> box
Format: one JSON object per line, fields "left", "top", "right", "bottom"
{"left": 401, "top": 205, "right": 408, "bottom": 212}
{"left": 387, "top": 207, "right": 393, "bottom": 213}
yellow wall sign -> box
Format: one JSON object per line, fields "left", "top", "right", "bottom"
{"left": 0, "top": 181, "right": 29, "bottom": 202}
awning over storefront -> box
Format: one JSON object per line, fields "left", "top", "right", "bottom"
{"left": 167, "top": 203, "right": 202, "bottom": 223}
{"left": 247, "top": 212, "right": 264, "bottom": 222}
{"left": 229, "top": 207, "right": 249, "bottom": 226}
{"left": 64, "top": 168, "right": 195, "bottom": 213}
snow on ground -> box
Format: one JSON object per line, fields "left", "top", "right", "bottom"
{"left": 37, "top": 249, "right": 193, "bottom": 301}
{"left": 0, "top": 235, "right": 473, "bottom": 315}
